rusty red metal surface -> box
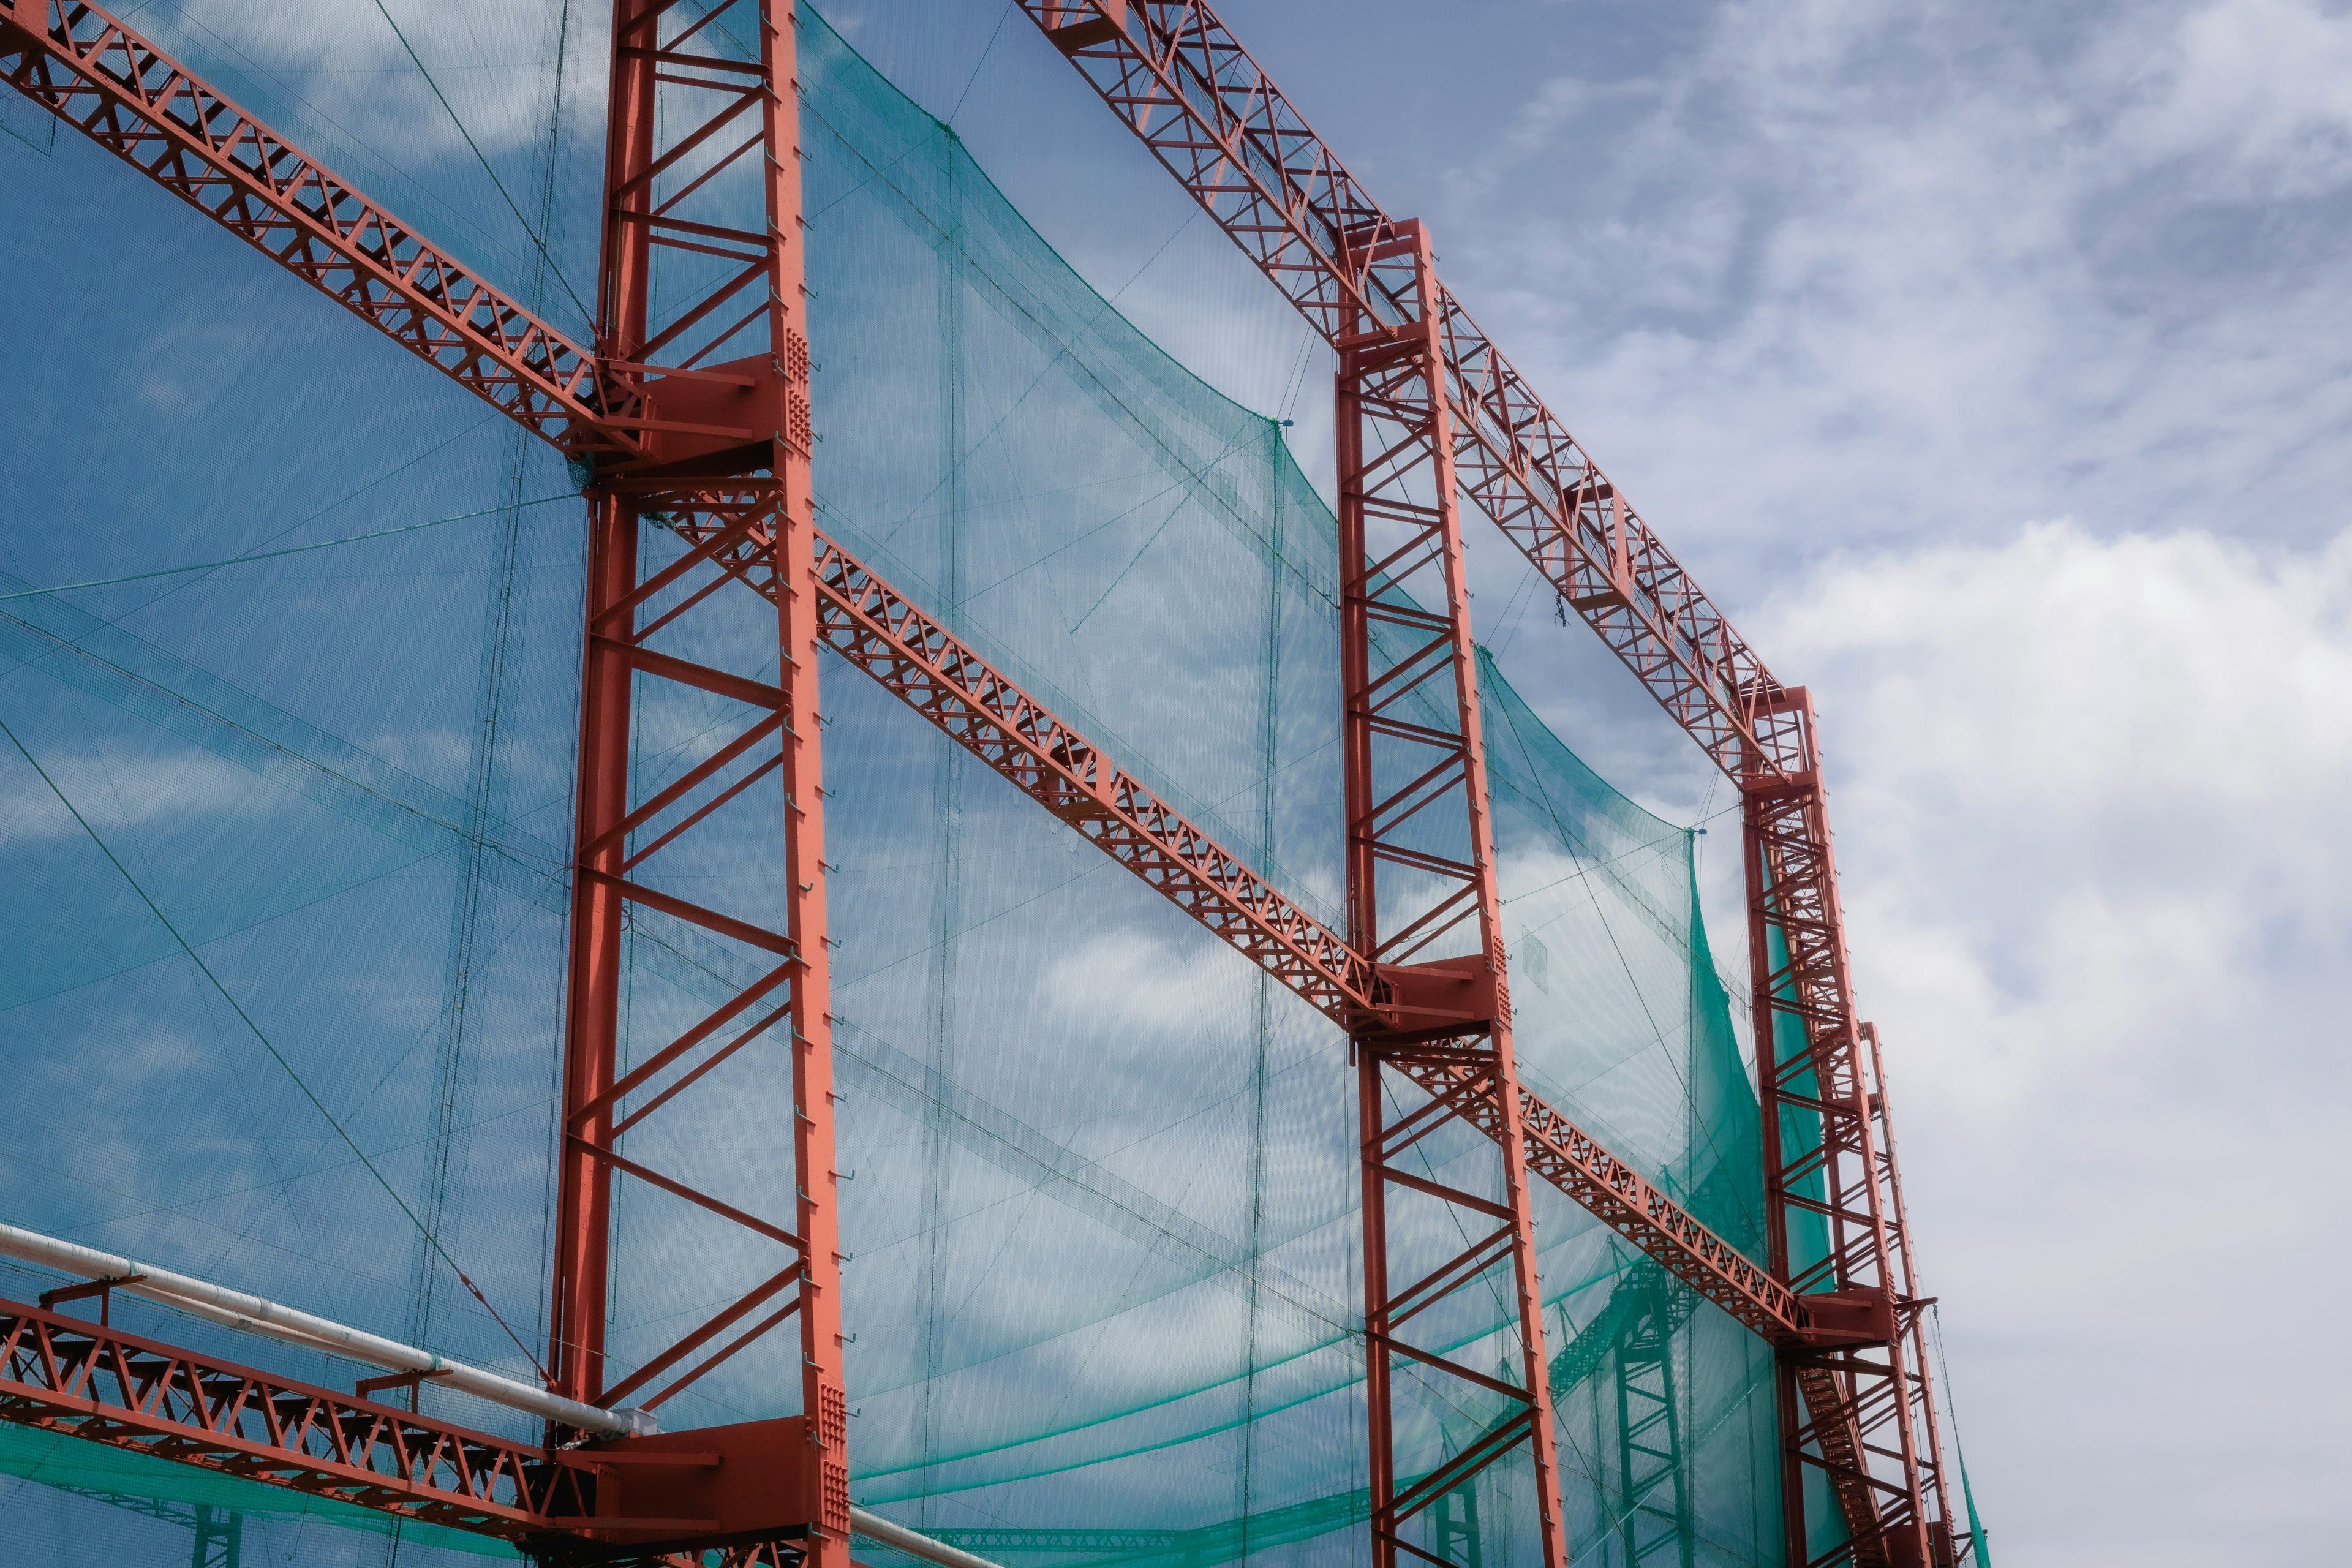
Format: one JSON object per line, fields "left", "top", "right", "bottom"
{"left": 551, "top": 5, "right": 851, "bottom": 1567}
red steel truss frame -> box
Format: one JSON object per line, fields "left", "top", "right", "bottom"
{"left": 1336, "top": 220, "right": 1564, "bottom": 1568}
{"left": 552, "top": 5, "right": 852, "bottom": 1567}
{"left": 0, "top": 1295, "right": 804, "bottom": 1566}
{"left": 0, "top": 1, "right": 1966, "bottom": 1564}
{"left": 1019, "top": 4, "right": 1965, "bottom": 1566}
{"left": 0, "top": 0, "right": 1804, "bottom": 1347}
{"left": 0, "top": 0, "right": 641, "bottom": 461}
{"left": 0, "top": 1296, "right": 590, "bottom": 1542}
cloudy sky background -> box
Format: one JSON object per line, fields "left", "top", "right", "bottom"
{"left": 4, "top": 0, "right": 2348, "bottom": 1563}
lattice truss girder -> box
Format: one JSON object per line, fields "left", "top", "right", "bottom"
{"left": 1746, "top": 740, "right": 1954, "bottom": 1568}
{"left": 1019, "top": 1, "right": 1801, "bottom": 782}
{"left": 0, "top": 0, "right": 641, "bottom": 456}
{"left": 1332, "top": 235, "right": 1567, "bottom": 1568}
{"left": 1, "top": 1, "right": 1967, "bottom": 1564}
{"left": 1357, "top": 1044, "right": 1553, "bottom": 1568}
{"left": 801, "top": 526, "right": 1377, "bottom": 1016}
{"left": 0, "top": 1301, "right": 587, "bottom": 1540}
{"left": 1341, "top": 331, "right": 1488, "bottom": 967}
{"left": 552, "top": 486, "right": 817, "bottom": 1422}
{"left": 551, "top": 5, "right": 854, "bottom": 1563}
{"left": 0, "top": 1292, "right": 813, "bottom": 1567}
{"left": 0, "top": 0, "right": 1807, "bottom": 1389}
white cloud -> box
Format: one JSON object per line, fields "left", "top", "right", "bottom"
{"left": 0, "top": 748, "right": 258, "bottom": 847}
{"left": 2109, "top": 0, "right": 2352, "bottom": 200}
{"left": 1763, "top": 519, "right": 2351, "bottom": 1103}
{"left": 163, "top": 0, "right": 567, "bottom": 160}
{"left": 1753, "top": 519, "right": 2352, "bottom": 1565}
{"left": 1036, "top": 925, "right": 1248, "bottom": 1044}
{"left": 1419, "top": 0, "right": 2352, "bottom": 614}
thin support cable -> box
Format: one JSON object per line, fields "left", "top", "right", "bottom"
{"left": 372, "top": 0, "right": 595, "bottom": 325}
{"left": 0, "top": 714, "right": 552, "bottom": 1388}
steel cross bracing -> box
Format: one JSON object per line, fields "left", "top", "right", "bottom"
{"left": 1020, "top": 5, "right": 1965, "bottom": 1567}
{"left": 1335, "top": 221, "right": 1566, "bottom": 1568}
{"left": 0, "top": 0, "right": 642, "bottom": 462}
{"left": 0, "top": 2, "right": 1956, "bottom": 1565}
{"left": 0, "top": 0, "right": 1802, "bottom": 1351}
{"left": 0, "top": 1295, "right": 808, "bottom": 1565}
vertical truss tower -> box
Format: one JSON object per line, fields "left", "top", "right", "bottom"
{"left": 551, "top": 0, "right": 849, "bottom": 1560}
{"left": 0, "top": 2, "right": 1977, "bottom": 1565}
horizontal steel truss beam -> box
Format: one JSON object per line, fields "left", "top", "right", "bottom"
{"left": 0, "top": 0, "right": 643, "bottom": 460}
{"left": 0, "top": 0, "right": 1825, "bottom": 1507}
{"left": 0, "top": 1294, "right": 829, "bottom": 1566}
{"left": 805, "top": 526, "right": 1379, "bottom": 1020}
{"left": 1376, "top": 1049, "right": 1796, "bottom": 1335}
{"left": 0, "top": 1296, "right": 594, "bottom": 1542}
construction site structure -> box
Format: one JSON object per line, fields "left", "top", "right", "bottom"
{"left": 0, "top": 2, "right": 1974, "bottom": 1565}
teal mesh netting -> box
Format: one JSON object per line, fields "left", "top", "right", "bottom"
{"left": 0, "top": 6, "right": 1786, "bottom": 1564}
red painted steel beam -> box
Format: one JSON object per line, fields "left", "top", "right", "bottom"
{"left": 1334, "top": 221, "right": 1566, "bottom": 1568}
{"left": 0, "top": 0, "right": 643, "bottom": 461}
{"left": 0, "top": 1295, "right": 589, "bottom": 1541}
{"left": 1017, "top": 7, "right": 1968, "bottom": 1565}
{"left": 0, "top": 1295, "right": 824, "bottom": 1566}
{"left": 803, "top": 527, "right": 1378, "bottom": 1021}
{"left": 782, "top": 521, "right": 1810, "bottom": 1348}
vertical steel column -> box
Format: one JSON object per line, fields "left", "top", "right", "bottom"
{"left": 1862, "top": 1022, "right": 1958, "bottom": 1568}
{"left": 763, "top": 10, "right": 851, "bottom": 1553}
{"left": 1743, "top": 692, "right": 1951, "bottom": 1568}
{"left": 548, "top": 0, "right": 658, "bottom": 1412}
{"left": 549, "top": 490, "right": 639, "bottom": 1404}
{"left": 1339, "top": 219, "right": 1566, "bottom": 1568}
{"left": 550, "top": 7, "right": 847, "bottom": 1558}
{"left": 1613, "top": 1287, "right": 1693, "bottom": 1568}
{"left": 189, "top": 1504, "right": 242, "bottom": 1568}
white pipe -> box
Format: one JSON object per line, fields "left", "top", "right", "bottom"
{"left": 1, "top": 1221, "right": 1011, "bottom": 1568}
{"left": 0, "top": 1220, "right": 647, "bottom": 1437}
{"left": 849, "top": 1507, "right": 1014, "bottom": 1568}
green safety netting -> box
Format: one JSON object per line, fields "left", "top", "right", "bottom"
{"left": 0, "top": 4, "right": 1817, "bottom": 1564}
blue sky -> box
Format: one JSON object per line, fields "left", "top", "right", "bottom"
{"left": 4, "top": 2, "right": 2349, "bottom": 1564}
